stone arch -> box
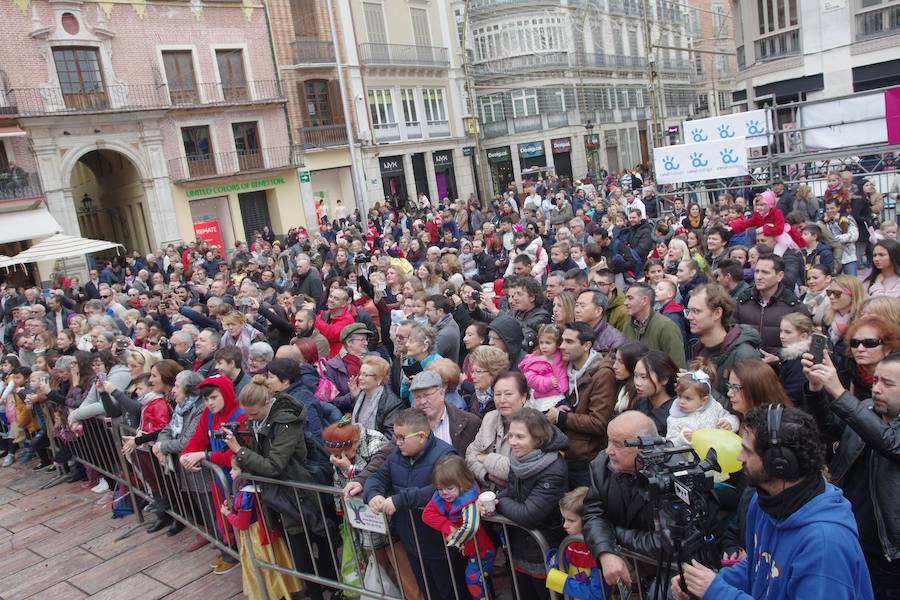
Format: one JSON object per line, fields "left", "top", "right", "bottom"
{"left": 59, "top": 140, "right": 151, "bottom": 190}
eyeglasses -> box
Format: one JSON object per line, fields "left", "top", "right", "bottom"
{"left": 683, "top": 307, "right": 704, "bottom": 317}
{"left": 394, "top": 431, "right": 426, "bottom": 446}
{"left": 726, "top": 382, "right": 743, "bottom": 393}
{"left": 100, "top": 295, "right": 111, "bottom": 299}
{"left": 825, "top": 289, "right": 848, "bottom": 298}
{"left": 849, "top": 338, "right": 882, "bottom": 349}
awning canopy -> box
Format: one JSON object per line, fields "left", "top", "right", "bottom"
{"left": 0, "top": 208, "right": 62, "bottom": 245}
{"left": 0, "top": 126, "right": 26, "bottom": 139}
{"left": 1, "top": 233, "right": 122, "bottom": 267}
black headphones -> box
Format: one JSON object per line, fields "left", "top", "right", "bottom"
{"left": 763, "top": 404, "right": 800, "bottom": 480}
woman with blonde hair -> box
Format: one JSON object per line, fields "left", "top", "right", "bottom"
{"left": 826, "top": 274, "right": 865, "bottom": 346}
{"left": 793, "top": 184, "right": 819, "bottom": 220}
{"left": 440, "top": 254, "right": 464, "bottom": 290}
{"left": 219, "top": 312, "right": 265, "bottom": 372}
{"left": 69, "top": 315, "right": 94, "bottom": 351}
{"left": 552, "top": 291, "right": 576, "bottom": 325}
{"left": 465, "top": 345, "right": 510, "bottom": 416}
{"left": 860, "top": 295, "right": 900, "bottom": 324}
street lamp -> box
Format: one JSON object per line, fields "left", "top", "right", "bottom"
{"left": 584, "top": 121, "right": 597, "bottom": 179}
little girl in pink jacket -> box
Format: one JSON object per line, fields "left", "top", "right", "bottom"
{"left": 520, "top": 325, "right": 569, "bottom": 412}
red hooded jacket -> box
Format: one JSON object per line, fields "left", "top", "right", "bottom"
{"left": 140, "top": 394, "right": 172, "bottom": 434}
{"left": 315, "top": 305, "right": 356, "bottom": 358}
{"left": 181, "top": 374, "right": 247, "bottom": 470}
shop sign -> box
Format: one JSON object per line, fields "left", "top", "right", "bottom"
{"left": 518, "top": 141, "right": 545, "bottom": 158}
{"left": 486, "top": 147, "right": 511, "bottom": 162}
{"left": 186, "top": 177, "right": 286, "bottom": 199}
{"left": 299, "top": 169, "right": 311, "bottom": 183}
{"left": 193, "top": 219, "right": 224, "bottom": 250}
{"left": 462, "top": 146, "right": 474, "bottom": 156}
{"left": 432, "top": 150, "right": 453, "bottom": 166}
{"left": 551, "top": 137, "right": 572, "bottom": 153}
{"left": 379, "top": 156, "right": 404, "bottom": 174}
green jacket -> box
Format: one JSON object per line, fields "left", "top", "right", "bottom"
{"left": 606, "top": 290, "right": 629, "bottom": 332}
{"left": 623, "top": 310, "right": 687, "bottom": 368}
{"left": 696, "top": 324, "right": 762, "bottom": 402}
{"left": 233, "top": 393, "right": 316, "bottom": 534}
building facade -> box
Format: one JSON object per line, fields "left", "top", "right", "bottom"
{"left": 687, "top": 0, "right": 737, "bottom": 119}
{"left": 458, "top": 0, "right": 703, "bottom": 194}
{"left": 0, "top": 0, "right": 304, "bottom": 264}
{"left": 266, "top": 0, "right": 476, "bottom": 214}
{"left": 730, "top": 0, "right": 900, "bottom": 108}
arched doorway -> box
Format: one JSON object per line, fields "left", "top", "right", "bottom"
{"left": 71, "top": 149, "right": 152, "bottom": 254}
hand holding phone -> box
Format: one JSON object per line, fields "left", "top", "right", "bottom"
{"left": 810, "top": 332, "right": 828, "bottom": 365}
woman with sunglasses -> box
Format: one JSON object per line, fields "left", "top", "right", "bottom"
{"left": 836, "top": 314, "right": 900, "bottom": 399}
{"left": 825, "top": 274, "right": 865, "bottom": 347}
{"left": 864, "top": 239, "right": 900, "bottom": 299}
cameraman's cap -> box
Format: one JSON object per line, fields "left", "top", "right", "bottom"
{"left": 409, "top": 370, "right": 443, "bottom": 392}
{"left": 340, "top": 323, "right": 374, "bottom": 343}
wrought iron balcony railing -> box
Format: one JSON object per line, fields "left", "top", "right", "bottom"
{"left": 297, "top": 124, "right": 348, "bottom": 149}
{"left": 0, "top": 170, "right": 42, "bottom": 200}
{"left": 358, "top": 44, "right": 450, "bottom": 67}
{"left": 167, "top": 145, "right": 301, "bottom": 182}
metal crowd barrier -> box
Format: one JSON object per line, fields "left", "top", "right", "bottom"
{"left": 57, "top": 416, "right": 563, "bottom": 600}
{"left": 559, "top": 534, "right": 670, "bottom": 600}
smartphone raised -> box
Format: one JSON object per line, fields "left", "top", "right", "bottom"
{"left": 810, "top": 332, "right": 828, "bottom": 364}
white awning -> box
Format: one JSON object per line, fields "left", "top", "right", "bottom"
{"left": 0, "top": 208, "right": 62, "bottom": 245}
{"left": 0, "top": 126, "right": 26, "bottom": 139}
{"left": 1, "top": 233, "right": 122, "bottom": 267}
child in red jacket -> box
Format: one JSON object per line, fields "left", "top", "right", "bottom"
{"left": 422, "top": 455, "right": 495, "bottom": 600}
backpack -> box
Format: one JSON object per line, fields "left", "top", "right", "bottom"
{"left": 267, "top": 407, "right": 334, "bottom": 486}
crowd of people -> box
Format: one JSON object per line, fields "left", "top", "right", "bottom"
{"left": 0, "top": 166, "right": 898, "bottom": 600}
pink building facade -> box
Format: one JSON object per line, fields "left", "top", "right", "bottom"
{"left": 0, "top": 0, "right": 302, "bottom": 259}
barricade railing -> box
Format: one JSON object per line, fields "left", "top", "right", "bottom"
{"left": 54, "top": 417, "right": 563, "bottom": 600}
{"left": 558, "top": 534, "right": 670, "bottom": 600}
{"left": 232, "top": 472, "right": 562, "bottom": 600}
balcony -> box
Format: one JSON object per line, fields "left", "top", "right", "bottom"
{"left": 0, "top": 171, "right": 43, "bottom": 201}
{"left": 406, "top": 121, "right": 424, "bottom": 139}
{"left": 470, "top": 0, "right": 558, "bottom": 16}
{"left": 754, "top": 29, "right": 801, "bottom": 62}
{"left": 167, "top": 145, "right": 301, "bottom": 182}
{"left": 358, "top": 44, "right": 450, "bottom": 67}
{"left": 577, "top": 53, "right": 647, "bottom": 72}
{"left": 426, "top": 120, "right": 451, "bottom": 138}
{"left": 7, "top": 80, "right": 282, "bottom": 116}
{"left": 483, "top": 120, "right": 510, "bottom": 138}
{"left": 298, "top": 124, "right": 348, "bottom": 149}
{"left": 856, "top": 5, "right": 900, "bottom": 40}
{"left": 608, "top": 0, "right": 644, "bottom": 16}
{"left": 373, "top": 123, "right": 401, "bottom": 143}
{"left": 547, "top": 111, "right": 569, "bottom": 128}
{"left": 292, "top": 40, "right": 336, "bottom": 64}
{"left": 513, "top": 114, "right": 543, "bottom": 133}
{"left": 472, "top": 52, "right": 570, "bottom": 76}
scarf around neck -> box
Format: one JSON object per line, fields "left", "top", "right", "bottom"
{"left": 756, "top": 473, "right": 825, "bottom": 519}
{"left": 508, "top": 447, "right": 558, "bottom": 480}
{"left": 170, "top": 394, "right": 199, "bottom": 436}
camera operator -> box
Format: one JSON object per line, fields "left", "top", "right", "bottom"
{"left": 803, "top": 351, "right": 900, "bottom": 598}
{"left": 672, "top": 405, "right": 873, "bottom": 600}
{"left": 582, "top": 411, "right": 668, "bottom": 588}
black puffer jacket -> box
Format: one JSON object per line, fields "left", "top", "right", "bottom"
{"left": 497, "top": 427, "right": 569, "bottom": 573}
{"left": 734, "top": 283, "right": 810, "bottom": 355}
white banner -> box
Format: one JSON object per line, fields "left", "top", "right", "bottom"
{"left": 683, "top": 110, "right": 769, "bottom": 147}
{"left": 653, "top": 138, "right": 749, "bottom": 185}
{"left": 800, "top": 94, "right": 887, "bottom": 149}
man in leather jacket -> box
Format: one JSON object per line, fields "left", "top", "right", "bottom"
{"left": 804, "top": 351, "right": 900, "bottom": 597}
{"left": 581, "top": 411, "right": 664, "bottom": 589}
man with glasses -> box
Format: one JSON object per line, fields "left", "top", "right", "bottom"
{"left": 592, "top": 268, "right": 628, "bottom": 331}
{"left": 684, "top": 283, "right": 761, "bottom": 401}
{"left": 410, "top": 370, "right": 480, "bottom": 456}
{"left": 622, "top": 282, "right": 686, "bottom": 368}
{"left": 98, "top": 285, "right": 126, "bottom": 319}
{"left": 364, "top": 407, "right": 464, "bottom": 600}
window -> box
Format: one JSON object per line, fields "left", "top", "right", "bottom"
{"left": 757, "top": 0, "right": 798, "bottom": 32}
{"left": 232, "top": 122, "right": 261, "bottom": 170}
{"left": 291, "top": 0, "right": 319, "bottom": 38}
{"left": 423, "top": 88, "right": 447, "bottom": 122}
{"left": 612, "top": 24, "right": 624, "bottom": 55}
{"left": 216, "top": 49, "right": 247, "bottom": 101}
{"left": 303, "top": 79, "right": 332, "bottom": 126}
{"left": 53, "top": 47, "right": 106, "bottom": 109}
{"left": 368, "top": 89, "right": 395, "bottom": 126}
{"left": 364, "top": 2, "right": 387, "bottom": 44}
{"left": 0, "top": 143, "right": 8, "bottom": 172}
{"left": 400, "top": 89, "right": 418, "bottom": 125}
{"left": 181, "top": 125, "right": 215, "bottom": 177}
{"left": 511, "top": 89, "right": 538, "bottom": 118}
{"left": 162, "top": 50, "right": 197, "bottom": 104}
{"left": 713, "top": 4, "right": 727, "bottom": 31}
{"left": 545, "top": 88, "right": 566, "bottom": 113}
{"left": 628, "top": 29, "right": 639, "bottom": 56}
{"left": 480, "top": 94, "right": 505, "bottom": 123}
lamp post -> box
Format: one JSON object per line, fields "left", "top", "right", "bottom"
{"left": 584, "top": 120, "right": 597, "bottom": 179}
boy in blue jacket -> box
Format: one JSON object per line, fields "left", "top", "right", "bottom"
{"left": 364, "top": 407, "right": 466, "bottom": 600}
{"left": 672, "top": 405, "right": 873, "bottom": 600}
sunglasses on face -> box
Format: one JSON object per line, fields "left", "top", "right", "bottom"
{"left": 849, "top": 338, "right": 882, "bottom": 349}
{"left": 825, "top": 289, "right": 847, "bottom": 298}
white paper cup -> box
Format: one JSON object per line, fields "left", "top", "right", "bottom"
{"left": 478, "top": 491, "right": 497, "bottom": 513}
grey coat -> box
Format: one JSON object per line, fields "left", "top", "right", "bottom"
{"left": 69, "top": 364, "right": 133, "bottom": 421}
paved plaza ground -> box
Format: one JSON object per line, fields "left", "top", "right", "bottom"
{"left": 0, "top": 463, "right": 244, "bottom": 599}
